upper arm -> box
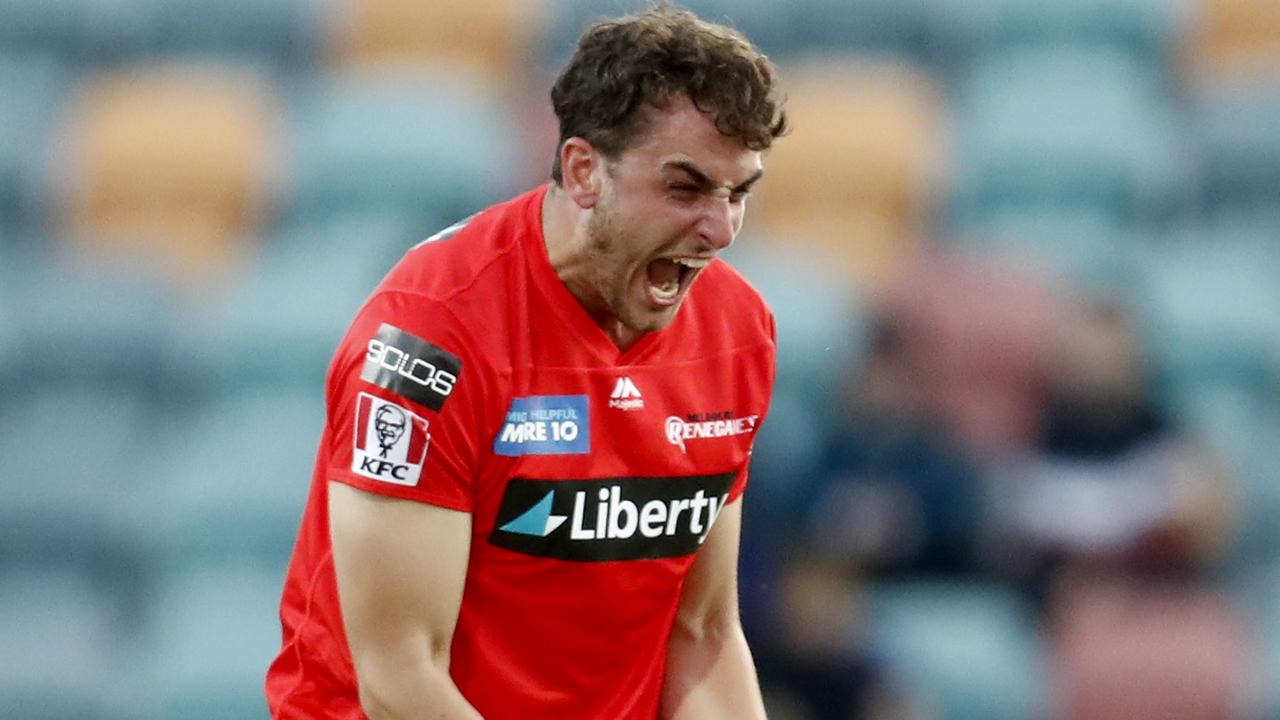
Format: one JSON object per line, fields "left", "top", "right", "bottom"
{"left": 675, "top": 499, "right": 744, "bottom": 632}
{"left": 329, "top": 481, "right": 471, "bottom": 678}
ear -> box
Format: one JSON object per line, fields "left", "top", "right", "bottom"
{"left": 559, "top": 137, "right": 604, "bottom": 209}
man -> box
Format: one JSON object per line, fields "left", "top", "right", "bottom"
{"left": 266, "top": 6, "right": 787, "bottom": 718}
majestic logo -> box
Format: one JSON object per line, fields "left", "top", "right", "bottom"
{"left": 361, "top": 324, "right": 462, "bottom": 412}
{"left": 665, "top": 412, "right": 760, "bottom": 453}
{"left": 352, "top": 393, "right": 430, "bottom": 486}
{"left": 489, "top": 473, "right": 735, "bottom": 561}
{"left": 493, "top": 395, "right": 590, "bottom": 456}
{"left": 608, "top": 377, "right": 644, "bottom": 411}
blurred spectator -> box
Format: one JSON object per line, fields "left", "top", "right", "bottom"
{"left": 984, "top": 298, "right": 1235, "bottom": 583}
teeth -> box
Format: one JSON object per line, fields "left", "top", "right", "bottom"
{"left": 672, "top": 257, "right": 711, "bottom": 269}
{"left": 651, "top": 279, "right": 679, "bottom": 300}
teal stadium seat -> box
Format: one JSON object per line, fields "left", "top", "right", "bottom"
{"left": 939, "top": 0, "right": 1188, "bottom": 75}
{"left": 790, "top": 0, "right": 955, "bottom": 67}
{"left": 0, "top": 262, "right": 19, "bottom": 402}
{"left": 868, "top": 581, "right": 1047, "bottom": 720}
{"left": 0, "top": 385, "right": 153, "bottom": 600}
{"left": 726, "top": 243, "right": 867, "bottom": 403}
{"left": 143, "top": 387, "right": 323, "bottom": 570}
{"left": 948, "top": 47, "right": 1196, "bottom": 282}
{"left": 1137, "top": 231, "right": 1280, "bottom": 567}
{"left": 286, "top": 68, "right": 519, "bottom": 231}
{"left": 182, "top": 212, "right": 422, "bottom": 393}
{"left": 0, "top": 566, "right": 131, "bottom": 720}
{"left": 13, "top": 0, "right": 330, "bottom": 70}
{"left": 1138, "top": 233, "right": 1280, "bottom": 394}
{"left": 0, "top": 53, "right": 70, "bottom": 235}
{"left": 141, "top": 564, "right": 284, "bottom": 720}
{"left": 1190, "top": 86, "right": 1280, "bottom": 212}
{"left": 725, "top": 244, "right": 867, "bottom": 515}
{"left": 148, "top": 0, "right": 327, "bottom": 71}
{"left": 0, "top": 0, "right": 83, "bottom": 56}
{"left": 2, "top": 256, "right": 177, "bottom": 394}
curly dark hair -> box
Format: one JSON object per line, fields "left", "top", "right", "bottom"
{"left": 549, "top": 4, "right": 788, "bottom": 183}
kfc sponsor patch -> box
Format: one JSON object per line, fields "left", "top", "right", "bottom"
{"left": 361, "top": 323, "right": 461, "bottom": 412}
{"left": 352, "top": 392, "right": 430, "bottom": 486}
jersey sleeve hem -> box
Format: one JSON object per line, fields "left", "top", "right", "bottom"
{"left": 328, "top": 468, "right": 473, "bottom": 513}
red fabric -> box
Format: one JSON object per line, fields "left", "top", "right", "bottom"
{"left": 266, "top": 186, "right": 776, "bottom": 719}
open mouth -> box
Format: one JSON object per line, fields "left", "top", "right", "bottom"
{"left": 646, "top": 256, "right": 711, "bottom": 306}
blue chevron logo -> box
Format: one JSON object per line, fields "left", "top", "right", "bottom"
{"left": 497, "top": 490, "right": 567, "bottom": 537}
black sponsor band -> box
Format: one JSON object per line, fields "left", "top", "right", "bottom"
{"left": 489, "top": 473, "right": 736, "bottom": 562}
{"left": 360, "top": 323, "right": 462, "bottom": 412}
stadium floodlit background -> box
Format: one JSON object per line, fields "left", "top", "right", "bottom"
{"left": 0, "top": 0, "right": 1277, "bottom": 718}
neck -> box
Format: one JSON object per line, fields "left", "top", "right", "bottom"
{"left": 541, "top": 185, "right": 642, "bottom": 351}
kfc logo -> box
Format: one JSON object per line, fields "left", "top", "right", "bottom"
{"left": 352, "top": 393, "right": 430, "bottom": 486}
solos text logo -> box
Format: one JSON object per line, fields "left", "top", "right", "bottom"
{"left": 352, "top": 392, "right": 430, "bottom": 486}
{"left": 361, "top": 323, "right": 462, "bottom": 412}
{"left": 608, "top": 376, "right": 644, "bottom": 410}
{"left": 489, "top": 473, "right": 736, "bottom": 561}
{"left": 665, "top": 412, "right": 759, "bottom": 453}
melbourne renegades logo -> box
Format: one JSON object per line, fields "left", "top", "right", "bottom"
{"left": 352, "top": 392, "right": 430, "bottom": 486}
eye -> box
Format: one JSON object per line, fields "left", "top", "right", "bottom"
{"left": 728, "top": 189, "right": 750, "bottom": 204}
{"left": 667, "top": 183, "right": 700, "bottom": 200}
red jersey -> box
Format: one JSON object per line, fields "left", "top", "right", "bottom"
{"left": 266, "top": 185, "right": 776, "bottom": 719}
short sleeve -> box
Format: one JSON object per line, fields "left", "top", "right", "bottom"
{"left": 323, "top": 291, "right": 492, "bottom": 512}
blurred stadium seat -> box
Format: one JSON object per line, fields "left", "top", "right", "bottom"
{"left": 868, "top": 581, "right": 1047, "bottom": 720}
{"left": 179, "top": 212, "right": 420, "bottom": 393}
{"left": 1052, "top": 580, "right": 1252, "bottom": 720}
{"left": 1188, "top": 84, "right": 1280, "bottom": 212}
{"left": 754, "top": 59, "right": 943, "bottom": 291}
{"left": 0, "top": 384, "right": 153, "bottom": 624}
{"left": 728, "top": 244, "right": 867, "bottom": 398}
{"left": 285, "top": 66, "right": 517, "bottom": 230}
{"left": 0, "top": 52, "right": 70, "bottom": 236}
{"left": 53, "top": 64, "right": 281, "bottom": 285}
{"left": 142, "top": 388, "right": 322, "bottom": 570}
{"left": 148, "top": 0, "right": 329, "bottom": 70}
{"left": 1138, "top": 234, "right": 1280, "bottom": 393}
{"left": 0, "top": 566, "right": 130, "bottom": 720}
{"left": 0, "top": 0, "right": 84, "bottom": 57}
{"left": 141, "top": 563, "right": 285, "bottom": 720}
{"left": 942, "top": 0, "right": 1189, "bottom": 74}
{"left": 0, "top": 258, "right": 177, "bottom": 392}
{"left": 327, "top": 0, "right": 546, "bottom": 85}
{"left": 1185, "top": 0, "right": 1280, "bottom": 82}
{"left": 949, "top": 47, "right": 1196, "bottom": 234}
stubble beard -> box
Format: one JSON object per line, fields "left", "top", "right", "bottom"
{"left": 583, "top": 198, "right": 653, "bottom": 335}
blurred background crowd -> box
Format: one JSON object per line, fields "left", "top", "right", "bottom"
{"left": 0, "top": 0, "right": 1277, "bottom": 718}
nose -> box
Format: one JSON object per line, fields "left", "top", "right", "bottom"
{"left": 696, "top": 196, "right": 739, "bottom": 251}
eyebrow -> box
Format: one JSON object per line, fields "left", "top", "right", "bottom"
{"left": 663, "top": 160, "right": 764, "bottom": 195}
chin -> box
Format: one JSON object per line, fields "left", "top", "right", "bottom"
{"left": 630, "top": 305, "right": 681, "bottom": 334}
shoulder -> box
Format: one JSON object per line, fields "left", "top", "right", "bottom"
{"left": 376, "top": 187, "right": 543, "bottom": 309}
{"left": 325, "top": 188, "right": 545, "bottom": 400}
{"left": 681, "top": 258, "right": 776, "bottom": 349}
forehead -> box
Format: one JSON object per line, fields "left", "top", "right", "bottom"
{"left": 618, "top": 97, "right": 763, "bottom": 184}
